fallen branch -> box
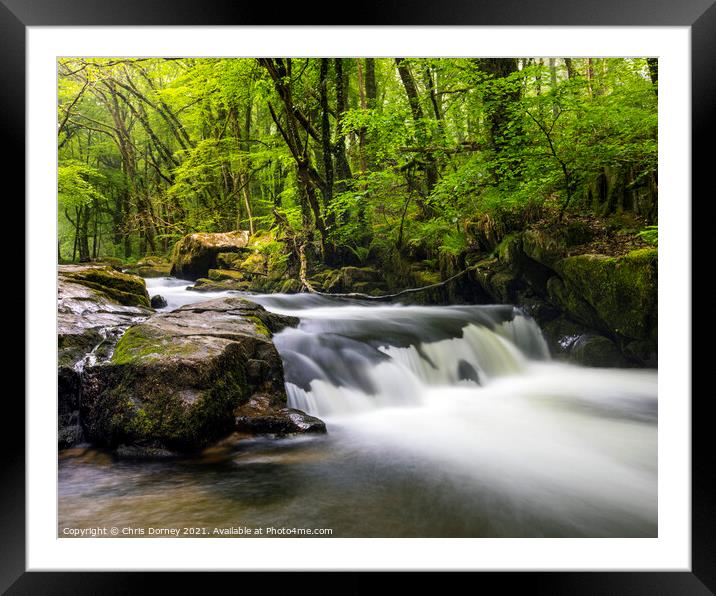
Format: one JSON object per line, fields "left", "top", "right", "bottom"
{"left": 298, "top": 244, "right": 478, "bottom": 301}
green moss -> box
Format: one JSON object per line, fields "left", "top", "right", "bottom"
{"left": 190, "top": 277, "right": 249, "bottom": 292}
{"left": 58, "top": 330, "right": 102, "bottom": 367}
{"left": 245, "top": 315, "right": 271, "bottom": 337}
{"left": 412, "top": 269, "right": 441, "bottom": 286}
{"left": 547, "top": 276, "right": 605, "bottom": 332}
{"left": 111, "top": 326, "right": 201, "bottom": 364}
{"left": 216, "top": 252, "right": 242, "bottom": 269}
{"left": 522, "top": 230, "right": 566, "bottom": 269}
{"left": 65, "top": 267, "right": 150, "bottom": 307}
{"left": 111, "top": 326, "right": 158, "bottom": 364}
{"left": 238, "top": 252, "right": 267, "bottom": 275}
{"left": 92, "top": 351, "right": 248, "bottom": 451}
{"left": 126, "top": 406, "right": 154, "bottom": 436}
{"left": 124, "top": 263, "right": 172, "bottom": 278}
{"left": 494, "top": 233, "right": 522, "bottom": 265}
{"left": 136, "top": 256, "right": 169, "bottom": 267}
{"left": 558, "top": 248, "right": 657, "bottom": 340}
{"left": 208, "top": 268, "right": 244, "bottom": 282}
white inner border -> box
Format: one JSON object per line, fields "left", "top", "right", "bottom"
{"left": 27, "top": 26, "right": 691, "bottom": 571}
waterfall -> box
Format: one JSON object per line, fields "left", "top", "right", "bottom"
{"left": 261, "top": 299, "right": 550, "bottom": 418}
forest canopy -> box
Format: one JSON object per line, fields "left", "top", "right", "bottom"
{"left": 57, "top": 57, "right": 657, "bottom": 265}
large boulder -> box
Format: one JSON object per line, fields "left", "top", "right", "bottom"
{"left": 58, "top": 265, "right": 153, "bottom": 448}
{"left": 170, "top": 231, "right": 250, "bottom": 280}
{"left": 59, "top": 264, "right": 151, "bottom": 308}
{"left": 80, "top": 297, "right": 315, "bottom": 453}
{"left": 557, "top": 249, "right": 657, "bottom": 343}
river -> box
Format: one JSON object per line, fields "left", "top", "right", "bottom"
{"left": 58, "top": 277, "right": 657, "bottom": 537}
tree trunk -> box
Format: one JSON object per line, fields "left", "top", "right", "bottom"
{"left": 260, "top": 58, "right": 327, "bottom": 250}
{"left": 475, "top": 58, "right": 523, "bottom": 182}
{"left": 549, "top": 58, "right": 559, "bottom": 118}
{"left": 78, "top": 204, "right": 91, "bottom": 262}
{"left": 333, "top": 58, "right": 352, "bottom": 191}
{"left": 365, "top": 58, "right": 377, "bottom": 109}
{"left": 92, "top": 198, "right": 99, "bottom": 259}
{"left": 564, "top": 58, "right": 577, "bottom": 80}
{"left": 395, "top": 58, "right": 438, "bottom": 200}
{"left": 319, "top": 59, "right": 335, "bottom": 216}
{"left": 646, "top": 58, "right": 658, "bottom": 95}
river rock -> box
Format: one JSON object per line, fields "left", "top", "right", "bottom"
{"left": 125, "top": 256, "right": 173, "bottom": 278}
{"left": 234, "top": 394, "right": 327, "bottom": 436}
{"left": 58, "top": 266, "right": 153, "bottom": 369}
{"left": 80, "top": 297, "right": 306, "bottom": 452}
{"left": 170, "top": 231, "right": 250, "bottom": 280}
{"left": 58, "top": 265, "right": 154, "bottom": 448}
{"left": 569, "top": 334, "right": 631, "bottom": 368}
{"left": 150, "top": 294, "right": 168, "bottom": 308}
{"left": 188, "top": 277, "right": 250, "bottom": 292}
{"left": 557, "top": 249, "right": 657, "bottom": 342}
{"left": 59, "top": 264, "right": 151, "bottom": 309}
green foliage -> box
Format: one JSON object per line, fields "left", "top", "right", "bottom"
{"left": 347, "top": 245, "right": 371, "bottom": 264}
{"left": 637, "top": 225, "right": 658, "bottom": 246}
{"left": 58, "top": 161, "right": 107, "bottom": 208}
{"left": 57, "top": 56, "right": 657, "bottom": 271}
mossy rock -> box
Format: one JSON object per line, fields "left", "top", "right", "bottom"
{"left": 546, "top": 276, "right": 605, "bottom": 333}
{"left": 93, "top": 257, "right": 124, "bottom": 268}
{"left": 57, "top": 268, "right": 154, "bottom": 448}
{"left": 136, "top": 255, "right": 169, "bottom": 267}
{"left": 570, "top": 334, "right": 631, "bottom": 368}
{"left": 60, "top": 265, "right": 150, "bottom": 308}
{"left": 82, "top": 297, "right": 297, "bottom": 452}
{"left": 208, "top": 268, "right": 245, "bottom": 282}
{"left": 58, "top": 329, "right": 103, "bottom": 369}
{"left": 171, "top": 231, "right": 250, "bottom": 280}
{"left": 495, "top": 233, "right": 523, "bottom": 266}
{"left": 189, "top": 277, "right": 250, "bottom": 292}
{"left": 216, "top": 252, "right": 243, "bottom": 270}
{"left": 411, "top": 269, "right": 441, "bottom": 286}
{"left": 342, "top": 266, "right": 383, "bottom": 284}
{"left": 319, "top": 266, "right": 386, "bottom": 293}
{"left": 470, "top": 260, "right": 523, "bottom": 304}
{"left": 522, "top": 229, "right": 567, "bottom": 269}
{"left": 557, "top": 248, "right": 657, "bottom": 341}
{"left": 238, "top": 252, "right": 268, "bottom": 276}
{"left": 125, "top": 262, "right": 173, "bottom": 278}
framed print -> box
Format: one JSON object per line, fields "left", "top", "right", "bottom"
{"left": 8, "top": 0, "right": 712, "bottom": 592}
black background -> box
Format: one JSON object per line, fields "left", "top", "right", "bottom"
{"left": 5, "top": 0, "right": 712, "bottom": 593}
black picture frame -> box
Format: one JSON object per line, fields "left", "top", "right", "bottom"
{"left": 7, "top": 0, "right": 711, "bottom": 592}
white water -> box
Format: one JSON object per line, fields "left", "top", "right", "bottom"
{"left": 137, "top": 277, "right": 658, "bottom": 535}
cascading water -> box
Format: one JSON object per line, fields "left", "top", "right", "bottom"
{"left": 251, "top": 297, "right": 550, "bottom": 417}
{"left": 60, "top": 278, "right": 657, "bottom": 537}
